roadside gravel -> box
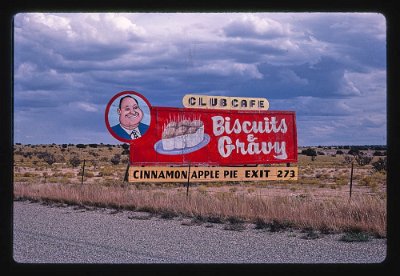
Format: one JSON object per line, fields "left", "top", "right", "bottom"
{"left": 13, "top": 200, "right": 386, "bottom": 264}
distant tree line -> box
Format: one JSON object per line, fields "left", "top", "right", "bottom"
{"left": 300, "top": 146, "right": 386, "bottom": 171}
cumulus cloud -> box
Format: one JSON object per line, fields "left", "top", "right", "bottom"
{"left": 337, "top": 71, "right": 362, "bottom": 96}
{"left": 193, "top": 60, "right": 263, "bottom": 79}
{"left": 273, "top": 96, "right": 353, "bottom": 116}
{"left": 74, "top": 102, "right": 99, "bottom": 112}
{"left": 223, "top": 14, "right": 292, "bottom": 38}
{"left": 13, "top": 12, "right": 386, "bottom": 145}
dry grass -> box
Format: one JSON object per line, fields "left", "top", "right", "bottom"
{"left": 13, "top": 144, "right": 387, "bottom": 237}
{"left": 14, "top": 181, "right": 386, "bottom": 237}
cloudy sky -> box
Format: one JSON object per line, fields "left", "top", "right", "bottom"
{"left": 13, "top": 12, "right": 386, "bottom": 146}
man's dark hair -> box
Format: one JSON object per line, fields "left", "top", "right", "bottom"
{"left": 118, "top": 95, "right": 138, "bottom": 109}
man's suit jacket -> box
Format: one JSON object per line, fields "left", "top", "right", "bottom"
{"left": 111, "top": 123, "right": 149, "bottom": 140}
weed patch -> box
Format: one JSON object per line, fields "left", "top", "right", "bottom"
{"left": 206, "top": 216, "right": 223, "bottom": 224}
{"left": 159, "top": 210, "right": 177, "bottom": 219}
{"left": 223, "top": 222, "right": 246, "bottom": 232}
{"left": 340, "top": 231, "right": 371, "bottom": 242}
{"left": 301, "top": 228, "right": 321, "bottom": 240}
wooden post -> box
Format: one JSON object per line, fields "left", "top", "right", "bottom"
{"left": 81, "top": 159, "right": 86, "bottom": 185}
{"left": 124, "top": 163, "right": 130, "bottom": 182}
{"left": 349, "top": 161, "right": 354, "bottom": 199}
{"left": 186, "top": 164, "right": 191, "bottom": 197}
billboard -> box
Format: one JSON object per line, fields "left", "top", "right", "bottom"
{"left": 129, "top": 106, "right": 297, "bottom": 166}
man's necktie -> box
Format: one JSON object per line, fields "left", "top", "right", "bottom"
{"left": 131, "top": 130, "right": 139, "bottom": 139}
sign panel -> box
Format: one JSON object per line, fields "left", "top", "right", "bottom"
{"left": 129, "top": 166, "right": 298, "bottom": 182}
{"left": 182, "top": 94, "right": 270, "bottom": 111}
{"left": 130, "top": 106, "right": 297, "bottom": 166}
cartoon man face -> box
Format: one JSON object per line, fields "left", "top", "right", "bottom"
{"left": 117, "top": 96, "right": 144, "bottom": 130}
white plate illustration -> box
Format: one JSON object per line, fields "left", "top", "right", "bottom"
{"left": 154, "top": 134, "right": 210, "bottom": 155}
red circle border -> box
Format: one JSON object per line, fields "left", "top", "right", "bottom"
{"left": 104, "top": 90, "right": 152, "bottom": 144}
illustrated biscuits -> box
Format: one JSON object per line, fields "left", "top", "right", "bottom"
{"left": 161, "top": 119, "right": 205, "bottom": 151}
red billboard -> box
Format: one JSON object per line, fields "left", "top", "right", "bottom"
{"left": 129, "top": 106, "right": 297, "bottom": 166}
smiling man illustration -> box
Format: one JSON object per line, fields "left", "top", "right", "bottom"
{"left": 111, "top": 95, "right": 149, "bottom": 140}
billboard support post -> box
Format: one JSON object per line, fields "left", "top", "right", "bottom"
{"left": 186, "top": 164, "right": 191, "bottom": 197}
{"left": 124, "top": 163, "right": 130, "bottom": 182}
{"left": 349, "top": 161, "right": 354, "bottom": 200}
{"left": 81, "top": 159, "right": 86, "bottom": 185}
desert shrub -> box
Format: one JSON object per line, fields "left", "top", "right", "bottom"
{"left": 359, "top": 176, "right": 373, "bottom": 187}
{"left": 301, "top": 148, "right": 317, "bottom": 157}
{"left": 85, "top": 171, "right": 95, "bottom": 178}
{"left": 55, "top": 154, "right": 66, "bottom": 163}
{"left": 64, "top": 172, "right": 75, "bottom": 178}
{"left": 76, "top": 144, "right": 87, "bottom": 149}
{"left": 100, "top": 157, "right": 109, "bottom": 162}
{"left": 301, "top": 178, "right": 320, "bottom": 185}
{"left": 69, "top": 155, "right": 81, "bottom": 167}
{"left": 316, "top": 172, "right": 330, "bottom": 180}
{"left": 110, "top": 154, "right": 121, "bottom": 165}
{"left": 372, "top": 158, "right": 387, "bottom": 172}
{"left": 121, "top": 148, "right": 130, "bottom": 155}
{"left": 14, "top": 176, "right": 30, "bottom": 182}
{"left": 301, "top": 148, "right": 317, "bottom": 161}
{"left": 354, "top": 154, "right": 372, "bottom": 166}
{"left": 121, "top": 143, "right": 129, "bottom": 150}
{"left": 47, "top": 177, "right": 59, "bottom": 183}
{"left": 88, "top": 144, "right": 98, "bottom": 148}
{"left": 359, "top": 172, "right": 384, "bottom": 189}
{"left": 98, "top": 166, "right": 114, "bottom": 177}
{"left": 348, "top": 148, "right": 360, "bottom": 156}
{"left": 22, "top": 152, "right": 33, "bottom": 158}
{"left": 343, "top": 155, "right": 354, "bottom": 165}
{"left": 90, "top": 159, "right": 99, "bottom": 168}
{"left": 51, "top": 172, "right": 64, "bottom": 177}
{"left": 373, "top": 151, "right": 385, "bottom": 156}
{"left": 43, "top": 153, "right": 56, "bottom": 165}
{"left": 197, "top": 186, "right": 208, "bottom": 194}
{"left": 336, "top": 150, "right": 344, "bottom": 155}
{"left": 58, "top": 177, "right": 70, "bottom": 184}
{"left": 89, "top": 151, "right": 99, "bottom": 157}
{"left": 35, "top": 151, "right": 47, "bottom": 159}
{"left": 23, "top": 172, "right": 38, "bottom": 177}
{"left": 335, "top": 177, "right": 348, "bottom": 186}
